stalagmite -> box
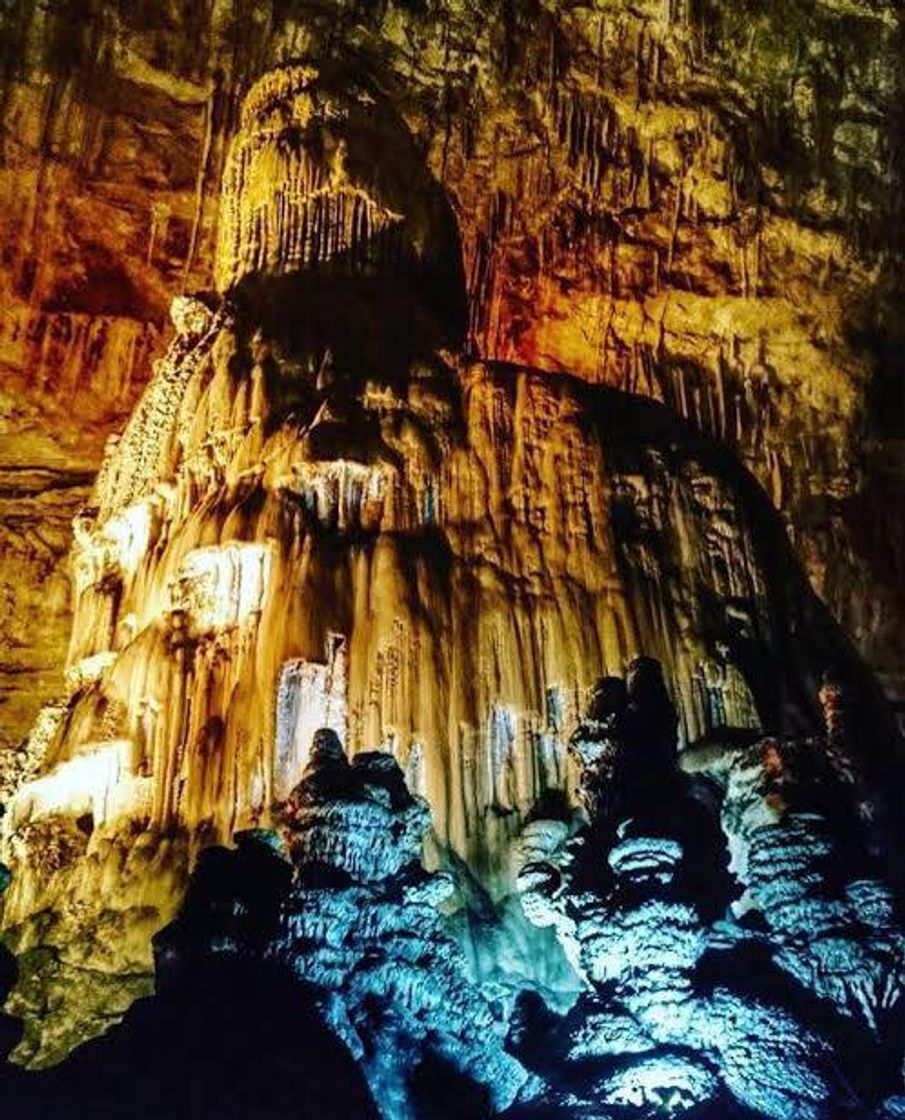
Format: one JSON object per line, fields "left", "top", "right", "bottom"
{"left": 152, "top": 733, "right": 533, "bottom": 1120}
{"left": 514, "top": 663, "right": 882, "bottom": 1118}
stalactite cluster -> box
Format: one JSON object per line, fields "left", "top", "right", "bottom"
{"left": 0, "top": 19, "right": 904, "bottom": 1117}
{"left": 3, "top": 0, "right": 904, "bottom": 757}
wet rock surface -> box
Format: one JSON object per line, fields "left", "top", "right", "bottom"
{"left": 2, "top": 738, "right": 528, "bottom": 1119}
{"left": 1, "top": 16, "right": 905, "bottom": 1112}
{"left": 157, "top": 733, "right": 532, "bottom": 1119}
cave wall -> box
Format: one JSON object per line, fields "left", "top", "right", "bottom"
{"left": 2, "top": 0, "right": 905, "bottom": 760}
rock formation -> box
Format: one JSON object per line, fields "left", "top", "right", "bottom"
{"left": 3, "top": 1, "right": 905, "bottom": 760}
{"left": 515, "top": 659, "right": 905, "bottom": 1117}
{"left": 2, "top": 52, "right": 903, "bottom": 1066}
{"left": 0, "top": 831, "right": 383, "bottom": 1120}
{"left": 5, "top": 662, "right": 904, "bottom": 1117}
{"left": 156, "top": 730, "right": 532, "bottom": 1119}
{"left": 1, "top": 8, "right": 905, "bottom": 1113}
{"left": 0, "top": 863, "right": 21, "bottom": 1066}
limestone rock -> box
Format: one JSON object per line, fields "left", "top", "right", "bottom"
{"left": 1, "top": 29, "right": 904, "bottom": 1097}
{"left": 515, "top": 661, "right": 892, "bottom": 1117}
{"left": 3, "top": 0, "right": 905, "bottom": 751}
{"left": 155, "top": 735, "right": 532, "bottom": 1120}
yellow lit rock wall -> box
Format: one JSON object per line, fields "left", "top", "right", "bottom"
{"left": 4, "top": 286, "right": 889, "bottom": 1064}
{"left": 2, "top": 1, "right": 905, "bottom": 760}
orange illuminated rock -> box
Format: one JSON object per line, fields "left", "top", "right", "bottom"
{"left": 2, "top": 1, "right": 905, "bottom": 767}
{"left": 1, "top": 59, "right": 900, "bottom": 1069}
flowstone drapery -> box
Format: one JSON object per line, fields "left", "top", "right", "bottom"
{"left": 1, "top": 60, "right": 903, "bottom": 1103}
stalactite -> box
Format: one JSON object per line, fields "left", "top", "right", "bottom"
{"left": 2, "top": 51, "right": 900, "bottom": 1077}
{"left": 90, "top": 297, "right": 221, "bottom": 525}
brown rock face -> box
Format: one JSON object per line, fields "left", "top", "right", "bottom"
{"left": 1, "top": 1, "right": 905, "bottom": 763}
{"left": 2, "top": 2, "right": 905, "bottom": 754}
{"left": 1, "top": 54, "right": 901, "bottom": 1067}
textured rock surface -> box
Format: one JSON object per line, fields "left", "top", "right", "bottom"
{"left": 3, "top": 10, "right": 905, "bottom": 1106}
{"left": 5, "top": 664, "right": 902, "bottom": 1117}
{"left": 3, "top": 53, "right": 903, "bottom": 1068}
{"left": 2, "top": 0, "right": 905, "bottom": 761}
{"left": 0, "top": 864, "right": 21, "bottom": 1064}
{"left": 0, "top": 844, "right": 382, "bottom": 1120}
{"left": 0, "top": 454, "right": 93, "bottom": 761}
{"left": 154, "top": 732, "right": 531, "bottom": 1120}
{"left": 515, "top": 659, "right": 905, "bottom": 1117}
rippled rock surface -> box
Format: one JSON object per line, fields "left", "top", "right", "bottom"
{"left": 4, "top": 2, "right": 905, "bottom": 759}
{"left": 155, "top": 730, "right": 532, "bottom": 1120}
{"left": 514, "top": 659, "right": 905, "bottom": 1118}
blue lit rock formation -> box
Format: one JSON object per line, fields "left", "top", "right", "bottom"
{"left": 514, "top": 659, "right": 905, "bottom": 1118}
{"left": 155, "top": 729, "right": 533, "bottom": 1120}
{"left": 0, "top": 844, "right": 382, "bottom": 1120}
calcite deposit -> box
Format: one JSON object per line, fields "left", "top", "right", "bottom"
{"left": 514, "top": 660, "right": 905, "bottom": 1117}
{"left": 5, "top": 670, "right": 905, "bottom": 1116}
{"left": 157, "top": 732, "right": 532, "bottom": 1119}
{"left": 1, "top": 4, "right": 905, "bottom": 1115}
{"left": 1, "top": 56, "right": 898, "bottom": 1056}
{"left": 2, "top": 0, "right": 905, "bottom": 752}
